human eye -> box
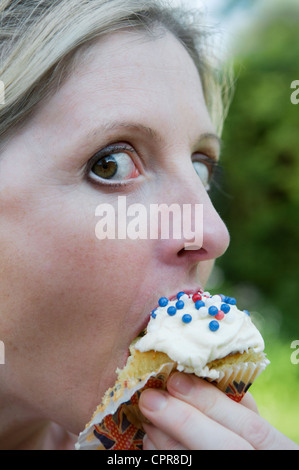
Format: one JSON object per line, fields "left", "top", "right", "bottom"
{"left": 192, "top": 154, "right": 219, "bottom": 191}
{"left": 87, "top": 143, "right": 140, "bottom": 185}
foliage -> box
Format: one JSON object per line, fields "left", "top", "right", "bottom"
{"left": 206, "top": 2, "right": 299, "bottom": 446}
{"left": 212, "top": 4, "right": 299, "bottom": 337}
{"left": 251, "top": 333, "right": 299, "bottom": 445}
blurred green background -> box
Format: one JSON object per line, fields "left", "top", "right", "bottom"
{"left": 207, "top": 0, "right": 299, "bottom": 445}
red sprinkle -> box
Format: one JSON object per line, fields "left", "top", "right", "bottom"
{"left": 192, "top": 293, "right": 202, "bottom": 303}
{"left": 215, "top": 311, "right": 225, "bottom": 320}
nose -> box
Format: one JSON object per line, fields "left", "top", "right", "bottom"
{"left": 193, "top": 195, "right": 230, "bottom": 261}
{"left": 153, "top": 175, "right": 230, "bottom": 267}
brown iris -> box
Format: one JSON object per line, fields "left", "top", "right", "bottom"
{"left": 91, "top": 156, "right": 118, "bottom": 179}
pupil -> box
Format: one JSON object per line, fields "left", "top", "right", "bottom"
{"left": 93, "top": 156, "right": 118, "bottom": 179}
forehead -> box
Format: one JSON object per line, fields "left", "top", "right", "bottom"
{"left": 27, "top": 29, "right": 216, "bottom": 152}
{"left": 76, "top": 28, "right": 202, "bottom": 88}
{"left": 70, "top": 30, "right": 205, "bottom": 106}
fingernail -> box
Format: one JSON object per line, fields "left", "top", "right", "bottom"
{"left": 168, "top": 373, "right": 194, "bottom": 396}
{"left": 140, "top": 389, "right": 168, "bottom": 412}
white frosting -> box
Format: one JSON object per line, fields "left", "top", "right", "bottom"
{"left": 135, "top": 292, "right": 265, "bottom": 380}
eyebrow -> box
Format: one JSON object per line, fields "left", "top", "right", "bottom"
{"left": 195, "top": 132, "right": 222, "bottom": 151}
{"left": 87, "top": 121, "right": 160, "bottom": 141}
{"left": 87, "top": 121, "right": 222, "bottom": 151}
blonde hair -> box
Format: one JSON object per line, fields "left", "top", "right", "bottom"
{"left": 0, "top": 0, "right": 232, "bottom": 146}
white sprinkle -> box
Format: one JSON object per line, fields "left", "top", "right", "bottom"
{"left": 205, "top": 297, "right": 216, "bottom": 308}
{"left": 197, "top": 306, "right": 209, "bottom": 318}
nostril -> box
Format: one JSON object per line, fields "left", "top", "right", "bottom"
{"left": 177, "top": 247, "right": 207, "bottom": 257}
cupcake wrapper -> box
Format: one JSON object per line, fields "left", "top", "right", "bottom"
{"left": 207, "top": 358, "right": 270, "bottom": 403}
{"left": 76, "top": 362, "right": 176, "bottom": 450}
{"left": 76, "top": 357, "right": 269, "bottom": 450}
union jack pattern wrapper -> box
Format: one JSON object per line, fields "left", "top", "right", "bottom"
{"left": 76, "top": 362, "right": 176, "bottom": 450}
{"left": 76, "top": 356, "right": 268, "bottom": 450}
{"left": 206, "top": 360, "right": 268, "bottom": 402}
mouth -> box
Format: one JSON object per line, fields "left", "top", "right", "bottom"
{"left": 132, "top": 286, "right": 204, "bottom": 341}
{"left": 168, "top": 287, "right": 204, "bottom": 301}
{"left": 120, "top": 286, "right": 204, "bottom": 370}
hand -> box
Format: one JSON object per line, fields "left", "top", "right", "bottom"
{"left": 139, "top": 372, "right": 299, "bottom": 450}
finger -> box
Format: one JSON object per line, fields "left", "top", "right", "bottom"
{"left": 167, "top": 373, "right": 299, "bottom": 450}
{"left": 241, "top": 392, "right": 260, "bottom": 414}
{"left": 143, "top": 429, "right": 157, "bottom": 450}
{"left": 143, "top": 423, "right": 186, "bottom": 451}
{"left": 139, "top": 388, "right": 253, "bottom": 450}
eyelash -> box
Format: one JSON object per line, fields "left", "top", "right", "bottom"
{"left": 206, "top": 159, "right": 224, "bottom": 191}
{"left": 86, "top": 143, "right": 138, "bottom": 188}
{"left": 86, "top": 142, "right": 221, "bottom": 190}
{"left": 192, "top": 154, "right": 221, "bottom": 189}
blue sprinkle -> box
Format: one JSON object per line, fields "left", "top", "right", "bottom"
{"left": 151, "top": 309, "right": 157, "bottom": 319}
{"left": 176, "top": 300, "right": 185, "bottom": 310}
{"left": 158, "top": 297, "right": 168, "bottom": 307}
{"left": 221, "top": 303, "right": 230, "bottom": 314}
{"left": 227, "top": 297, "right": 236, "bottom": 305}
{"left": 243, "top": 309, "right": 250, "bottom": 316}
{"left": 182, "top": 314, "right": 192, "bottom": 324}
{"left": 167, "top": 306, "right": 177, "bottom": 316}
{"left": 223, "top": 296, "right": 230, "bottom": 303}
{"left": 195, "top": 300, "right": 205, "bottom": 310}
{"left": 177, "top": 291, "right": 185, "bottom": 299}
{"left": 209, "top": 320, "right": 219, "bottom": 332}
{"left": 208, "top": 306, "right": 219, "bottom": 316}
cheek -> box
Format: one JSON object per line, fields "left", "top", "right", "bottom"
{"left": 0, "top": 193, "right": 154, "bottom": 428}
{"left": 8, "top": 200, "right": 147, "bottom": 325}
{"left": 197, "top": 259, "right": 215, "bottom": 288}
{"left": 0, "top": 179, "right": 152, "bottom": 336}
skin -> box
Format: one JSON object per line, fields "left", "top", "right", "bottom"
{"left": 0, "top": 29, "right": 296, "bottom": 450}
{"left": 140, "top": 375, "right": 299, "bottom": 450}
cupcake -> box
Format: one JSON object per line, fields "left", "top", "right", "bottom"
{"left": 76, "top": 291, "right": 269, "bottom": 450}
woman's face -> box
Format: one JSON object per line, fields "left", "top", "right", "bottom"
{"left": 0, "top": 30, "right": 229, "bottom": 433}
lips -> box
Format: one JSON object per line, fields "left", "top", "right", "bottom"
{"left": 169, "top": 287, "right": 204, "bottom": 301}
{"left": 123, "top": 286, "right": 204, "bottom": 371}
{"left": 133, "top": 287, "right": 204, "bottom": 339}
